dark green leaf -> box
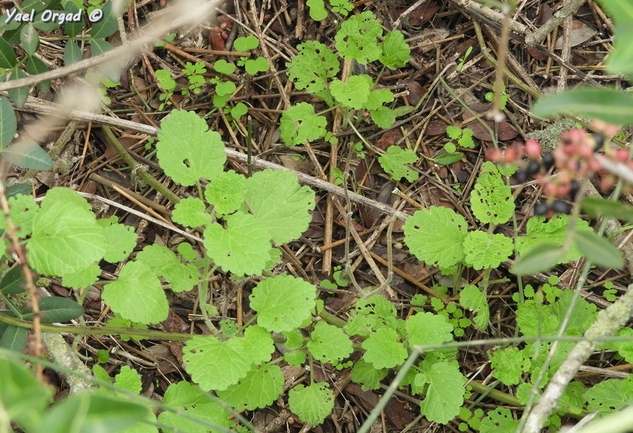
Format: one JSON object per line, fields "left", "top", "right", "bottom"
{"left": 511, "top": 243, "right": 565, "bottom": 275}
{"left": 25, "top": 55, "right": 50, "bottom": 92}
{"left": 0, "top": 11, "right": 23, "bottom": 32}
{"left": 581, "top": 197, "right": 633, "bottom": 221}
{"left": 38, "top": 394, "right": 150, "bottom": 433}
{"left": 532, "top": 87, "right": 633, "bottom": 126}
{"left": 64, "top": 40, "right": 82, "bottom": 66}
{"left": 32, "top": 16, "right": 60, "bottom": 32}
{"left": 22, "top": 297, "right": 84, "bottom": 323}
{"left": 20, "top": 23, "right": 39, "bottom": 56}
{"left": 2, "top": 140, "right": 54, "bottom": 170}
{"left": 90, "top": 1, "right": 118, "bottom": 39}
{"left": 0, "top": 265, "right": 28, "bottom": 294}
{"left": 573, "top": 230, "right": 624, "bottom": 269}
{"left": 0, "top": 96, "right": 17, "bottom": 149}
{"left": 0, "top": 37, "right": 17, "bottom": 68}
{"left": 7, "top": 183, "right": 33, "bottom": 198}
{"left": 7, "top": 68, "right": 29, "bottom": 108}
{"left": 433, "top": 152, "right": 463, "bottom": 166}
{"left": 63, "top": 3, "right": 83, "bottom": 38}
{"left": 0, "top": 325, "right": 27, "bottom": 352}
{"left": 1, "top": 29, "right": 21, "bottom": 46}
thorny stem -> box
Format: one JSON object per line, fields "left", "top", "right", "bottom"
{"left": 0, "top": 179, "right": 42, "bottom": 381}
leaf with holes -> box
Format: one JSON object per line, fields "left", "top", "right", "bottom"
{"left": 470, "top": 162, "right": 514, "bottom": 225}
{"left": 279, "top": 102, "right": 328, "bottom": 146}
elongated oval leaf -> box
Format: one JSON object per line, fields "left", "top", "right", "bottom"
{"left": 532, "top": 87, "right": 633, "bottom": 126}
{"left": 581, "top": 197, "right": 633, "bottom": 222}
{"left": 64, "top": 40, "right": 82, "bottom": 66}
{"left": 19, "top": 23, "right": 39, "bottom": 56}
{"left": 0, "top": 265, "right": 28, "bottom": 294}
{"left": 25, "top": 55, "right": 50, "bottom": 92}
{"left": 7, "top": 68, "right": 29, "bottom": 108}
{"left": 573, "top": 230, "right": 624, "bottom": 269}
{"left": 2, "top": 140, "right": 53, "bottom": 170}
{"left": 0, "top": 325, "right": 27, "bottom": 352}
{"left": 511, "top": 243, "right": 565, "bottom": 275}
{"left": 0, "top": 36, "right": 17, "bottom": 68}
{"left": 90, "top": 1, "right": 119, "bottom": 39}
{"left": 22, "top": 297, "right": 84, "bottom": 323}
{"left": 0, "top": 96, "right": 16, "bottom": 149}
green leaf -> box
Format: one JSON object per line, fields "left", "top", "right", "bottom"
{"left": 433, "top": 151, "right": 463, "bottom": 166}
{"left": 21, "top": 297, "right": 83, "bottom": 323}
{"left": 480, "top": 408, "right": 519, "bottom": 432}
{"left": 596, "top": 1, "right": 633, "bottom": 81}
{"left": 403, "top": 206, "right": 468, "bottom": 268}
{"left": 214, "top": 59, "right": 235, "bottom": 74}
{"left": 230, "top": 102, "right": 248, "bottom": 119}
{"left": 0, "top": 325, "right": 27, "bottom": 352}
{"left": 2, "top": 140, "right": 53, "bottom": 170}
{"left": 459, "top": 285, "right": 490, "bottom": 331}
{"left": 463, "top": 231, "right": 513, "bottom": 270}
{"left": 511, "top": 242, "right": 565, "bottom": 275}
{"left": 250, "top": 274, "right": 316, "bottom": 332}
{"left": 183, "top": 334, "right": 252, "bottom": 391}
{"left": 0, "top": 37, "right": 17, "bottom": 68}
{"left": 488, "top": 346, "right": 530, "bottom": 386}
{"left": 102, "top": 261, "right": 168, "bottom": 324}
{"left": 171, "top": 197, "right": 211, "bottom": 228}
{"left": 419, "top": 361, "right": 466, "bottom": 424}
{"left": 365, "top": 88, "right": 394, "bottom": 110}
{"left": 204, "top": 170, "right": 245, "bottom": 216}
{"left": 280, "top": 102, "right": 328, "bottom": 146}
{"left": 63, "top": 2, "right": 83, "bottom": 38}
{"left": 0, "top": 265, "right": 28, "bottom": 294}
{"left": 7, "top": 68, "right": 29, "bottom": 108}
{"left": 581, "top": 197, "right": 633, "bottom": 221}
{"left": 217, "top": 364, "right": 284, "bottom": 410}
{"left": 406, "top": 311, "right": 453, "bottom": 347}
{"left": 215, "top": 80, "right": 235, "bottom": 96}
{"left": 101, "top": 219, "right": 137, "bottom": 263}
{"left": 287, "top": 41, "right": 339, "bottom": 94}
{"left": 330, "top": 74, "right": 372, "bottom": 109}
{"left": 90, "top": 1, "right": 119, "bottom": 39}
{"left": 306, "top": 0, "right": 328, "bottom": 21}
{"left": 245, "top": 57, "right": 268, "bottom": 75}
{"left": 335, "top": 11, "right": 382, "bottom": 64}
{"left": 158, "top": 382, "right": 232, "bottom": 433}
{"left": 244, "top": 169, "right": 316, "bottom": 244}
{"left": 307, "top": 321, "right": 353, "bottom": 364}
{"left": 90, "top": 38, "right": 114, "bottom": 56}
{"left": 362, "top": 328, "right": 407, "bottom": 369}
{"left": 234, "top": 35, "right": 259, "bottom": 51}
{"left": 288, "top": 383, "right": 334, "bottom": 425}
{"left": 136, "top": 244, "right": 198, "bottom": 293}
{"left": 329, "top": 0, "right": 353, "bottom": 15}
{"left": 573, "top": 229, "right": 624, "bottom": 269}
{"left": 114, "top": 366, "right": 142, "bottom": 394}
{"left": 0, "top": 96, "right": 16, "bottom": 149}
{"left": 379, "top": 30, "right": 410, "bottom": 70}
{"left": 25, "top": 55, "right": 50, "bottom": 92}
{"left": 0, "top": 192, "right": 38, "bottom": 238}
{"left": 370, "top": 106, "right": 397, "bottom": 129}
{"left": 64, "top": 40, "right": 82, "bottom": 66}
{"left": 27, "top": 188, "right": 107, "bottom": 287}
{"left": 350, "top": 359, "right": 388, "bottom": 391}
{"left": 532, "top": 87, "right": 633, "bottom": 126}
{"left": 378, "top": 146, "right": 419, "bottom": 182}
{"left": 156, "top": 110, "right": 226, "bottom": 186}
{"left": 470, "top": 161, "right": 514, "bottom": 224}
{"left": 204, "top": 212, "right": 272, "bottom": 276}
{"left": 584, "top": 377, "right": 633, "bottom": 415}
{"left": 19, "top": 23, "right": 39, "bottom": 56}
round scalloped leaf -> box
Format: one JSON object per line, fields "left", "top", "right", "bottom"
{"left": 216, "top": 364, "right": 284, "bottom": 410}
{"left": 406, "top": 311, "right": 453, "bottom": 347}
{"left": 470, "top": 162, "right": 514, "bottom": 224}
{"left": 350, "top": 359, "right": 388, "bottom": 391}
{"left": 101, "top": 220, "right": 137, "bottom": 263}
{"left": 203, "top": 213, "right": 272, "bottom": 276}
{"left": 158, "top": 382, "right": 233, "bottom": 433}
{"left": 27, "top": 188, "right": 107, "bottom": 285}
{"left": 204, "top": 170, "right": 245, "bottom": 216}
{"left": 156, "top": 110, "right": 226, "bottom": 186}
{"left": 171, "top": 197, "right": 211, "bottom": 228}
{"left": 244, "top": 169, "right": 315, "bottom": 244}
{"left": 102, "top": 261, "right": 168, "bottom": 324}
{"left": 279, "top": 102, "right": 328, "bottom": 146}
{"left": 361, "top": 328, "right": 407, "bottom": 369}
{"left": 287, "top": 41, "right": 340, "bottom": 94}
{"left": 379, "top": 30, "right": 410, "bottom": 70}
{"left": 288, "top": 383, "right": 335, "bottom": 426}
{"left": 182, "top": 334, "right": 252, "bottom": 391}
{"left": 136, "top": 244, "right": 198, "bottom": 293}
{"left": 330, "top": 75, "right": 371, "bottom": 109}
{"left": 307, "top": 321, "right": 353, "bottom": 365}
{"left": 114, "top": 366, "right": 142, "bottom": 394}
{"left": 250, "top": 275, "right": 316, "bottom": 333}
{"left": 463, "top": 231, "right": 513, "bottom": 270}
{"left": 420, "top": 361, "right": 466, "bottom": 424}
{"left": 0, "top": 193, "right": 38, "bottom": 238}
{"left": 243, "top": 325, "right": 275, "bottom": 365}
{"left": 403, "top": 206, "right": 468, "bottom": 268}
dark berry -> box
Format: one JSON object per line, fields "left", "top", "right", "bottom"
{"left": 569, "top": 180, "right": 580, "bottom": 199}
{"left": 542, "top": 152, "right": 555, "bottom": 170}
{"left": 526, "top": 160, "right": 541, "bottom": 175}
{"left": 534, "top": 201, "right": 549, "bottom": 216}
{"left": 514, "top": 170, "right": 529, "bottom": 183}
{"left": 551, "top": 199, "right": 571, "bottom": 214}
{"left": 589, "top": 133, "right": 604, "bottom": 152}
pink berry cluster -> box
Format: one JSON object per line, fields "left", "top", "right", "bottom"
{"left": 486, "top": 122, "right": 628, "bottom": 218}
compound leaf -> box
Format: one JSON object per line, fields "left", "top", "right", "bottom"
{"left": 245, "top": 169, "right": 315, "bottom": 244}
{"left": 156, "top": 110, "right": 226, "bottom": 186}
{"left": 250, "top": 275, "right": 316, "bottom": 333}
{"left": 403, "top": 206, "right": 468, "bottom": 268}
{"left": 102, "top": 261, "right": 168, "bottom": 324}
{"left": 378, "top": 146, "right": 419, "bottom": 182}
{"left": 288, "top": 383, "right": 334, "bottom": 426}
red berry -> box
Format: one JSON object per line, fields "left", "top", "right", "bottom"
{"left": 615, "top": 149, "right": 630, "bottom": 163}
{"left": 504, "top": 146, "right": 518, "bottom": 163}
{"left": 485, "top": 149, "right": 502, "bottom": 162}
{"left": 525, "top": 139, "right": 542, "bottom": 159}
